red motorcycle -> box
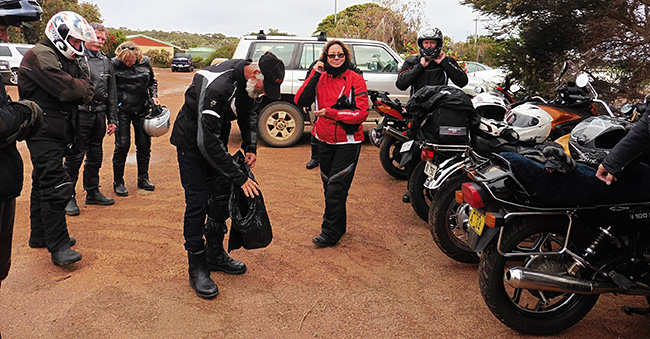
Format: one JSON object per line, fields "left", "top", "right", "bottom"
{"left": 368, "top": 90, "right": 411, "bottom": 180}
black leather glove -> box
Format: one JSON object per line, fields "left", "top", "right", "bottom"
{"left": 12, "top": 100, "right": 43, "bottom": 141}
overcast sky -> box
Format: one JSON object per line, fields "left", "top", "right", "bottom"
{"left": 86, "top": 0, "right": 488, "bottom": 42}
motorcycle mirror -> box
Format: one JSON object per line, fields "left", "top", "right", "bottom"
{"left": 510, "top": 84, "right": 521, "bottom": 93}
{"left": 620, "top": 103, "right": 633, "bottom": 115}
{"left": 474, "top": 86, "right": 485, "bottom": 94}
{"left": 576, "top": 73, "right": 590, "bottom": 87}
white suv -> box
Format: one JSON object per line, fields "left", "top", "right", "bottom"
{"left": 232, "top": 34, "right": 409, "bottom": 147}
{"left": 0, "top": 43, "right": 34, "bottom": 86}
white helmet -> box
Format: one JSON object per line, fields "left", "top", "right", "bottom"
{"left": 472, "top": 92, "right": 510, "bottom": 121}
{"left": 144, "top": 105, "right": 171, "bottom": 137}
{"left": 505, "top": 103, "right": 553, "bottom": 143}
{"left": 45, "top": 11, "right": 97, "bottom": 60}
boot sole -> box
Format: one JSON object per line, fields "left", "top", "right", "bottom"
{"left": 66, "top": 210, "right": 80, "bottom": 216}
{"left": 193, "top": 288, "right": 219, "bottom": 299}
{"left": 52, "top": 254, "right": 82, "bottom": 266}
{"left": 137, "top": 186, "right": 155, "bottom": 191}
{"left": 208, "top": 265, "right": 247, "bottom": 275}
{"left": 114, "top": 192, "right": 128, "bottom": 197}
{"left": 86, "top": 200, "right": 115, "bottom": 206}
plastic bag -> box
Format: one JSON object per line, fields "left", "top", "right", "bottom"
{"left": 228, "top": 151, "right": 273, "bottom": 252}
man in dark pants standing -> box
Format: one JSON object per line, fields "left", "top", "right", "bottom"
{"left": 64, "top": 23, "right": 117, "bottom": 216}
{"left": 19, "top": 11, "right": 95, "bottom": 266}
{"left": 171, "top": 52, "right": 284, "bottom": 299}
{"left": 0, "top": 0, "right": 45, "bottom": 287}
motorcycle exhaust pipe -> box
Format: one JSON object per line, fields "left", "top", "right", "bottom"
{"left": 384, "top": 126, "right": 409, "bottom": 142}
{"left": 505, "top": 267, "right": 620, "bottom": 295}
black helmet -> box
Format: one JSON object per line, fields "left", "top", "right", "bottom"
{"left": 0, "top": 0, "right": 42, "bottom": 27}
{"left": 568, "top": 116, "right": 632, "bottom": 166}
{"left": 417, "top": 27, "right": 443, "bottom": 59}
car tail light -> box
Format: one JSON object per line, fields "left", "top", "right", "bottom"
{"left": 462, "top": 182, "right": 484, "bottom": 208}
{"left": 421, "top": 148, "right": 434, "bottom": 161}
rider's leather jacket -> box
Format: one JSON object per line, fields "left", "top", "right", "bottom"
{"left": 602, "top": 112, "right": 650, "bottom": 177}
{"left": 78, "top": 49, "right": 118, "bottom": 125}
{"left": 396, "top": 56, "right": 468, "bottom": 96}
{"left": 111, "top": 56, "right": 158, "bottom": 115}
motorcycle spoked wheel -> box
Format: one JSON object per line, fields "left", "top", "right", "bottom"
{"left": 428, "top": 174, "right": 479, "bottom": 263}
{"left": 408, "top": 161, "right": 435, "bottom": 222}
{"left": 478, "top": 217, "right": 599, "bottom": 335}
{"left": 379, "top": 135, "right": 407, "bottom": 180}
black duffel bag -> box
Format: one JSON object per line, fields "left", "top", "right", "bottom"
{"left": 228, "top": 151, "right": 273, "bottom": 252}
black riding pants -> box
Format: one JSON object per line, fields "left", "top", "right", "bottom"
{"left": 26, "top": 140, "right": 74, "bottom": 252}
{"left": 113, "top": 112, "right": 151, "bottom": 183}
{"left": 64, "top": 111, "right": 107, "bottom": 192}
{"left": 317, "top": 140, "right": 361, "bottom": 242}
{"left": 177, "top": 147, "right": 231, "bottom": 253}
{"left": 0, "top": 198, "right": 16, "bottom": 283}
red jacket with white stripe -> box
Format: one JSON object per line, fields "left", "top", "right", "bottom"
{"left": 295, "top": 68, "right": 369, "bottom": 144}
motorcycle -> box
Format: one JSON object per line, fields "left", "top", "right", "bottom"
{"left": 456, "top": 147, "right": 650, "bottom": 334}
{"left": 368, "top": 90, "right": 410, "bottom": 180}
{"left": 426, "top": 73, "right": 619, "bottom": 262}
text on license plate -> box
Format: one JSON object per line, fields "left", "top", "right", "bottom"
{"left": 424, "top": 161, "right": 437, "bottom": 178}
{"left": 468, "top": 209, "right": 485, "bottom": 236}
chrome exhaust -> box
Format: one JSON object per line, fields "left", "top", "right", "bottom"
{"left": 505, "top": 267, "right": 620, "bottom": 295}
{"left": 384, "top": 126, "right": 409, "bottom": 142}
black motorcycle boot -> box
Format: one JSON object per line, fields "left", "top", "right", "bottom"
{"left": 86, "top": 189, "right": 115, "bottom": 205}
{"left": 205, "top": 221, "right": 247, "bottom": 274}
{"left": 65, "top": 195, "right": 80, "bottom": 216}
{"left": 306, "top": 143, "right": 319, "bottom": 169}
{"left": 137, "top": 175, "right": 155, "bottom": 191}
{"left": 188, "top": 250, "right": 219, "bottom": 299}
{"left": 113, "top": 181, "right": 128, "bottom": 197}
{"left": 51, "top": 245, "right": 82, "bottom": 266}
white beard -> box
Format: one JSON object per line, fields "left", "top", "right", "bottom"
{"left": 246, "top": 76, "right": 264, "bottom": 99}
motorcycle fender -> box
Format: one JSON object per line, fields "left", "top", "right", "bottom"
{"left": 398, "top": 142, "right": 414, "bottom": 168}
{"left": 467, "top": 226, "right": 500, "bottom": 253}
{"left": 424, "top": 159, "right": 465, "bottom": 190}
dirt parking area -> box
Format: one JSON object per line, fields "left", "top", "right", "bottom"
{"left": 1, "top": 69, "right": 648, "bottom": 338}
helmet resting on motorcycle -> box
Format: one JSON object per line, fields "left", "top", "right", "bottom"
{"left": 45, "top": 11, "right": 97, "bottom": 60}
{"left": 472, "top": 92, "right": 510, "bottom": 121}
{"left": 505, "top": 103, "right": 553, "bottom": 143}
{"left": 144, "top": 105, "right": 171, "bottom": 137}
{"left": 568, "top": 116, "right": 632, "bottom": 166}
{"left": 417, "top": 27, "right": 443, "bottom": 59}
{"left": 0, "top": 0, "right": 42, "bottom": 27}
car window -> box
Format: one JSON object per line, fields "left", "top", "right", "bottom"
{"left": 0, "top": 46, "right": 11, "bottom": 57}
{"left": 174, "top": 53, "right": 191, "bottom": 58}
{"left": 352, "top": 45, "right": 399, "bottom": 73}
{"left": 298, "top": 43, "right": 326, "bottom": 70}
{"left": 16, "top": 47, "right": 31, "bottom": 55}
{"left": 249, "top": 42, "right": 297, "bottom": 69}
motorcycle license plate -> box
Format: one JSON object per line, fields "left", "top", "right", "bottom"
{"left": 424, "top": 161, "right": 437, "bottom": 178}
{"left": 400, "top": 140, "right": 414, "bottom": 153}
{"left": 468, "top": 209, "right": 485, "bottom": 236}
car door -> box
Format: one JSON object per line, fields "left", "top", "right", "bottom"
{"left": 350, "top": 43, "right": 409, "bottom": 103}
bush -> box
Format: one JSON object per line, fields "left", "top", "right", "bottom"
{"left": 192, "top": 56, "right": 209, "bottom": 69}
{"left": 145, "top": 49, "right": 172, "bottom": 68}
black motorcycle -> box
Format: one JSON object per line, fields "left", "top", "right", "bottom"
{"left": 458, "top": 151, "right": 650, "bottom": 334}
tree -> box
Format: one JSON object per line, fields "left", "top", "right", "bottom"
{"left": 314, "top": 0, "right": 425, "bottom": 54}
{"left": 462, "top": 0, "right": 650, "bottom": 100}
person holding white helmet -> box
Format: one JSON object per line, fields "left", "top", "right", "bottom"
{"left": 18, "top": 11, "right": 95, "bottom": 267}
{"left": 0, "top": 0, "right": 44, "bottom": 287}
{"left": 396, "top": 26, "right": 469, "bottom": 203}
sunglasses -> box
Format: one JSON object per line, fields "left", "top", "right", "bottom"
{"left": 327, "top": 53, "right": 346, "bottom": 59}
{"left": 119, "top": 45, "right": 136, "bottom": 50}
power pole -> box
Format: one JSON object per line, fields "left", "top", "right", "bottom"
{"left": 335, "top": 0, "right": 338, "bottom": 25}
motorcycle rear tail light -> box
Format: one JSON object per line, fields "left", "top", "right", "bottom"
{"left": 462, "top": 182, "right": 484, "bottom": 208}
{"left": 455, "top": 190, "right": 463, "bottom": 204}
{"left": 421, "top": 148, "right": 434, "bottom": 161}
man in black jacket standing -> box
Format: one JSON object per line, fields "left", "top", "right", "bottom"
{"left": 64, "top": 23, "right": 118, "bottom": 216}
{"left": 170, "top": 52, "right": 284, "bottom": 299}
{"left": 395, "top": 26, "right": 468, "bottom": 203}
{"left": 19, "top": 11, "right": 95, "bottom": 266}
{"left": 0, "top": 0, "right": 44, "bottom": 287}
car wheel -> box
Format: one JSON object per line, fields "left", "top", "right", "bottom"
{"left": 171, "top": 68, "right": 176, "bottom": 72}
{"left": 9, "top": 68, "right": 18, "bottom": 86}
{"left": 258, "top": 102, "right": 305, "bottom": 147}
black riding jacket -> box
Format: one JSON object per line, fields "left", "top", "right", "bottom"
{"left": 79, "top": 49, "right": 118, "bottom": 125}
{"left": 602, "top": 112, "right": 650, "bottom": 177}
{"left": 170, "top": 59, "right": 259, "bottom": 187}
{"left": 112, "top": 56, "right": 158, "bottom": 115}
{"left": 396, "top": 56, "right": 468, "bottom": 96}
{"left": 18, "top": 39, "right": 94, "bottom": 143}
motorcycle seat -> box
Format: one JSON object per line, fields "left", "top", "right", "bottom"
{"left": 499, "top": 152, "right": 650, "bottom": 207}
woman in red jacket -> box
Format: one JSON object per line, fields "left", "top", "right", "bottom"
{"left": 295, "top": 40, "right": 369, "bottom": 247}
